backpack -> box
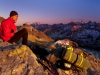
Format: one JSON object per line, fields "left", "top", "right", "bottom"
{"left": 62, "top": 46, "right": 90, "bottom": 70}
{"left": 48, "top": 46, "right": 90, "bottom": 70}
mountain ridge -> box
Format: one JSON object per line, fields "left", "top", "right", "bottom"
{"left": 31, "top": 24, "right": 100, "bottom": 50}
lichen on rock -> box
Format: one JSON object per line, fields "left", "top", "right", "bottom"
{"left": 0, "top": 42, "right": 51, "bottom": 75}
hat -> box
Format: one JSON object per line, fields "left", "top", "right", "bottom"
{"left": 10, "top": 11, "right": 18, "bottom": 17}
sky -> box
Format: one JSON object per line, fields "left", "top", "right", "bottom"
{"left": 0, "top": 0, "right": 100, "bottom": 25}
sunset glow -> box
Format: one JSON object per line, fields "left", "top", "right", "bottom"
{"left": 0, "top": 0, "right": 100, "bottom": 25}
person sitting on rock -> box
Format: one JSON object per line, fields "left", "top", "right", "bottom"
{"left": 0, "top": 11, "right": 28, "bottom": 45}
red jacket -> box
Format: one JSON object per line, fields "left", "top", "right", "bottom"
{"left": 0, "top": 17, "right": 17, "bottom": 41}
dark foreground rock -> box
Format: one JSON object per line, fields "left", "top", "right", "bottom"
{"left": 0, "top": 41, "right": 52, "bottom": 75}
{"left": 0, "top": 39, "right": 100, "bottom": 75}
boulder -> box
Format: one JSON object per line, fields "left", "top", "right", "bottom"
{"left": 19, "top": 24, "right": 54, "bottom": 42}
{"left": 0, "top": 42, "right": 50, "bottom": 75}
{"left": 17, "top": 24, "right": 54, "bottom": 49}
{"left": 54, "top": 39, "right": 78, "bottom": 48}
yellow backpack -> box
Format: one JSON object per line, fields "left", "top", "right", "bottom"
{"left": 62, "top": 46, "right": 90, "bottom": 70}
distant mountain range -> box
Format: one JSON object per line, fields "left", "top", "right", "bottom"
{"left": 31, "top": 24, "right": 100, "bottom": 50}
{"left": 0, "top": 16, "right": 100, "bottom": 50}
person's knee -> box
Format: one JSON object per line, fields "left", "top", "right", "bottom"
{"left": 21, "top": 28, "right": 28, "bottom": 34}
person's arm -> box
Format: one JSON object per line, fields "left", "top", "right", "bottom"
{"left": 2, "top": 22, "right": 14, "bottom": 37}
{"left": 11, "top": 23, "right": 17, "bottom": 33}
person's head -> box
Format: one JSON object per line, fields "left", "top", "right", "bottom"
{"left": 10, "top": 11, "right": 18, "bottom": 22}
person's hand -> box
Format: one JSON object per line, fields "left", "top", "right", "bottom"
{"left": 11, "top": 29, "right": 17, "bottom": 33}
{"left": 11, "top": 29, "right": 14, "bottom": 33}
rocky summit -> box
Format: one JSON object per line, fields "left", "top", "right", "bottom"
{"left": 0, "top": 38, "right": 100, "bottom": 75}
{"left": 0, "top": 23, "right": 100, "bottom": 75}
{"left": 0, "top": 42, "right": 47, "bottom": 75}
{"left": 19, "top": 24, "right": 54, "bottom": 42}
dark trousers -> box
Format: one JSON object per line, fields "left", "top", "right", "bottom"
{"left": 8, "top": 28, "right": 28, "bottom": 45}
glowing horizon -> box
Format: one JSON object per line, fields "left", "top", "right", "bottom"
{"left": 0, "top": 0, "right": 100, "bottom": 25}
{"left": 16, "top": 18, "right": 100, "bottom": 25}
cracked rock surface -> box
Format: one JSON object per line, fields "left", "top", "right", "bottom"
{"left": 0, "top": 41, "right": 51, "bottom": 75}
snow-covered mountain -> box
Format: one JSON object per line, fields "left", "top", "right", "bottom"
{"left": 31, "top": 24, "right": 100, "bottom": 50}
